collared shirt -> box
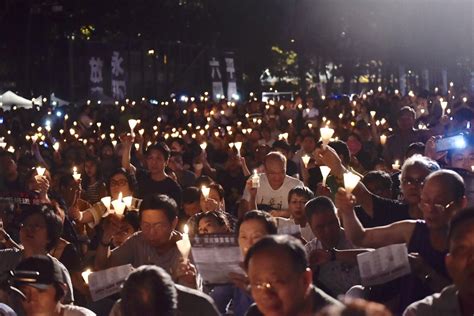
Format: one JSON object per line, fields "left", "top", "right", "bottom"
{"left": 403, "top": 285, "right": 462, "bottom": 316}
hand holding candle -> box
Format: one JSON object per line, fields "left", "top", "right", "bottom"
{"left": 201, "top": 185, "right": 210, "bottom": 199}
{"left": 176, "top": 224, "right": 192, "bottom": 262}
{"left": 392, "top": 160, "right": 401, "bottom": 170}
{"left": 320, "top": 126, "right": 334, "bottom": 149}
{"left": 343, "top": 172, "right": 361, "bottom": 193}
{"left": 320, "top": 166, "right": 331, "bottom": 187}
{"left": 234, "top": 142, "right": 242, "bottom": 156}
{"left": 302, "top": 154, "right": 311, "bottom": 168}
{"left": 128, "top": 119, "right": 138, "bottom": 136}
{"left": 251, "top": 169, "right": 260, "bottom": 188}
{"left": 380, "top": 134, "right": 387, "bottom": 145}
{"left": 72, "top": 167, "right": 81, "bottom": 181}
{"left": 111, "top": 192, "right": 126, "bottom": 216}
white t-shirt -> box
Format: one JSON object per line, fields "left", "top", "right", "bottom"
{"left": 62, "top": 304, "right": 96, "bottom": 316}
{"left": 242, "top": 174, "right": 303, "bottom": 210}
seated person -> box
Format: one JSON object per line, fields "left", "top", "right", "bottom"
{"left": 0, "top": 204, "right": 74, "bottom": 304}
{"left": 196, "top": 211, "right": 232, "bottom": 235}
{"left": 336, "top": 169, "right": 466, "bottom": 311}
{"left": 241, "top": 152, "right": 303, "bottom": 218}
{"left": 95, "top": 194, "right": 198, "bottom": 289}
{"left": 70, "top": 169, "right": 140, "bottom": 228}
{"left": 275, "top": 186, "right": 315, "bottom": 242}
{"left": 210, "top": 210, "right": 277, "bottom": 316}
{"left": 305, "top": 196, "right": 366, "bottom": 297}
{"left": 109, "top": 265, "right": 219, "bottom": 316}
{"left": 244, "top": 235, "right": 342, "bottom": 316}
{"left": 10, "top": 255, "right": 94, "bottom": 315}
{"left": 404, "top": 207, "right": 474, "bottom": 316}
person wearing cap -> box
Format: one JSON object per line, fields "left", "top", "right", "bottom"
{"left": 0, "top": 204, "right": 74, "bottom": 304}
{"left": 11, "top": 255, "right": 95, "bottom": 316}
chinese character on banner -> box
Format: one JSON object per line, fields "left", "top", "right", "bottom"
{"left": 224, "top": 53, "right": 237, "bottom": 100}
{"left": 111, "top": 51, "right": 126, "bottom": 100}
{"left": 209, "top": 56, "right": 224, "bottom": 101}
{"left": 89, "top": 57, "right": 104, "bottom": 94}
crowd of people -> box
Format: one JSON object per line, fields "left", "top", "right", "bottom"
{"left": 0, "top": 87, "right": 473, "bottom": 316}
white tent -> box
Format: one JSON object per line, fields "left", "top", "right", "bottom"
{"left": 0, "top": 91, "right": 41, "bottom": 109}
{"left": 50, "top": 93, "right": 70, "bottom": 107}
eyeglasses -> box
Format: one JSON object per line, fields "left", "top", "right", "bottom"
{"left": 418, "top": 200, "right": 455, "bottom": 213}
{"left": 401, "top": 177, "right": 425, "bottom": 186}
{"left": 248, "top": 279, "right": 288, "bottom": 292}
{"left": 110, "top": 179, "right": 128, "bottom": 187}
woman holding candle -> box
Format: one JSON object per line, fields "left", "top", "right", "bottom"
{"left": 70, "top": 168, "right": 139, "bottom": 228}
{"left": 210, "top": 210, "right": 278, "bottom": 316}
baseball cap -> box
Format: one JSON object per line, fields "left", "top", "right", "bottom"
{"left": 12, "top": 255, "right": 65, "bottom": 290}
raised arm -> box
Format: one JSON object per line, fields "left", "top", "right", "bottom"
{"left": 314, "top": 145, "right": 375, "bottom": 217}
{"left": 120, "top": 134, "right": 136, "bottom": 174}
{"left": 335, "top": 188, "right": 415, "bottom": 248}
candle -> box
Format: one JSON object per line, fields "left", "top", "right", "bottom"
{"left": 7, "top": 146, "right": 14, "bottom": 153}
{"left": 234, "top": 142, "right": 242, "bottom": 156}
{"left": 320, "top": 126, "right": 335, "bottom": 149}
{"left": 200, "top": 142, "right": 207, "bottom": 151}
{"left": 96, "top": 122, "right": 102, "bottom": 128}
{"left": 53, "top": 142, "right": 60, "bottom": 151}
{"left": 380, "top": 134, "right": 387, "bottom": 145}
{"left": 370, "top": 111, "right": 376, "bottom": 119}
{"left": 176, "top": 224, "right": 192, "bottom": 261}
{"left": 134, "top": 143, "right": 140, "bottom": 151}
{"left": 343, "top": 172, "right": 361, "bottom": 193}
{"left": 0, "top": 140, "right": 6, "bottom": 149}
{"left": 201, "top": 185, "right": 210, "bottom": 199}
{"left": 229, "top": 142, "right": 234, "bottom": 149}
{"left": 251, "top": 170, "right": 260, "bottom": 188}
{"left": 392, "top": 160, "right": 401, "bottom": 170}
{"left": 128, "top": 119, "right": 138, "bottom": 136}
{"left": 320, "top": 166, "right": 331, "bottom": 187}
{"left": 36, "top": 166, "right": 46, "bottom": 177}
{"left": 81, "top": 269, "right": 92, "bottom": 284}
{"left": 123, "top": 196, "right": 133, "bottom": 208}
{"left": 72, "top": 167, "right": 81, "bottom": 181}
{"left": 111, "top": 192, "right": 126, "bottom": 216}
{"left": 471, "top": 166, "right": 474, "bottom": 173}
{"left": 308, "top": 122, "right": 313, "bottom": 129}
{"left": 440, "top": 100, "right": 448, "bottom": 116}
{"left": 139, "top": 129, "right": 145, "bottom": 136}
{"left": 302, "top": 154, "right": 311, "bottom": 168}
{"left": 101, "top": 196, "right": 111, "bottom": 212}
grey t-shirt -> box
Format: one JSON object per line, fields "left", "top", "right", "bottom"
{"left": 107, "top": 231, "right": 182, "bottom": 276}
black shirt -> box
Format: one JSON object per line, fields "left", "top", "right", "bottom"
{"left": 136, "top": 169, "right": 182, "bottom": 206}
{"left": 355, "top": 194, "right": 410, "bottom": 228}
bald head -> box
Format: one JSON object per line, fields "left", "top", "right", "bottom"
{"left": 424, "top": 169, "right": 465, "bottom": 201}
{"left": 264, "top": 151, "right": 287, "bottom": 169}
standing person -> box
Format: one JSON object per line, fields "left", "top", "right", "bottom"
{"left": 240, "top": 152, "right": 303, "bottom": 218}
{"left": 122, "top": 135, "right": 182, "bottom": 206}
{"left": 244, "top": 235, "right": 342, "bottom": 316}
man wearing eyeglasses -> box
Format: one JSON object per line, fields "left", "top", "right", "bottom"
{"left": 336, "top": 169, "right": 467, "bottom": 312}
{"left": 404, "top": 207, "right": 474, "bottom": 316}
{"left": 94, "top": 194, "right": 198, "bottom": 289}
{"left": 244, "top": 235, "right": 341, "bottom": 316}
